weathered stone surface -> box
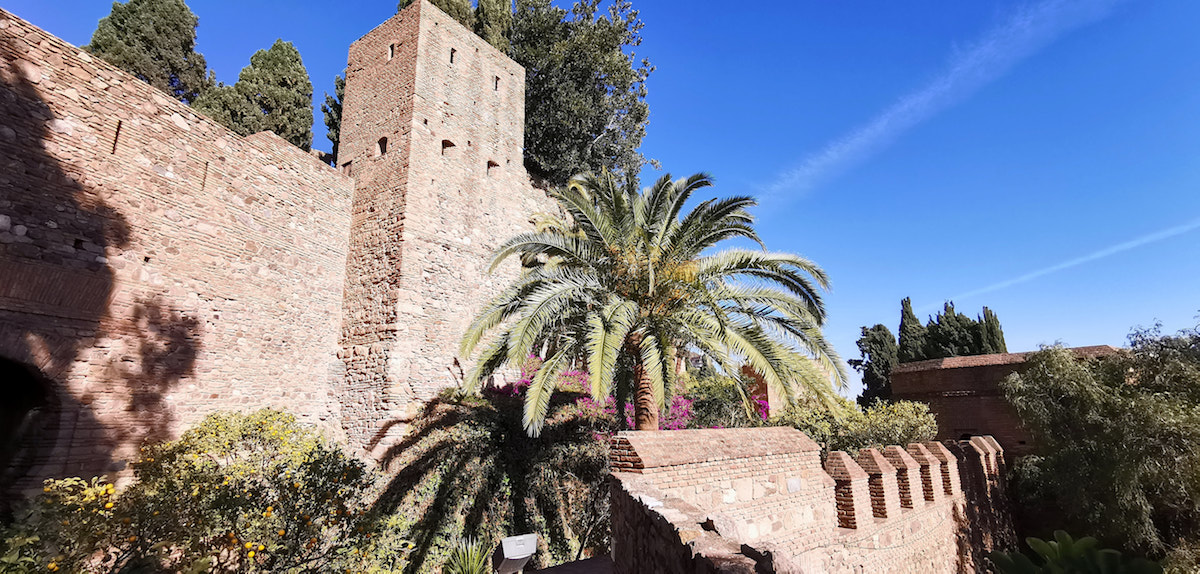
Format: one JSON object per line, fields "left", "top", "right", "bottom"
{"left": 0, "top": 0, "right": 552, "bottom": 492}
{"left": 609, "top": 429, "right": 1016, "bottom": 574}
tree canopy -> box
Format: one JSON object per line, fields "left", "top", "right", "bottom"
{"left": 510, "top": 0, "right": 652, "bottom": 185}
{"left": 461, "top": 173, "right": 847, "bottom": 436}
{"left": 86, "top": 0, "right": 212, "bottom": 104}
{"left": 856, "top": 298, "right": 1007, "bottom": 405}
{"left": 849, "top": 324, "right": 897, "bottom": 407}
{"left": 1001, "top": 323, "right": 1200, "bottom": 565}
{"left": 193, "top": 40, "right": 314, "bottom": 150}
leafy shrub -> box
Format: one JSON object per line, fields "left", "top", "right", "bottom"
{"left": 1002, "top": 328, "right": 1200, "bottom": 557}
{"left": 988, "top": 531, "right": 1162, "bottom": 574}
{"left": 682, "top": 374, "right": 765, "bottom": 429}
{"left": 775, "top": 397, "right": 937, "bottom": 455}
{"left": 1, "top": 410, "right": 409, "bottom": 573}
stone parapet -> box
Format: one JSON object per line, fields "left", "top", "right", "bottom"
{"left": 609, "top": 429, "right": 1015, "bottom": 574}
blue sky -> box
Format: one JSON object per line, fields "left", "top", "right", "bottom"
{"left": 9, "top": 0, "right": 1199, "bottom": 396}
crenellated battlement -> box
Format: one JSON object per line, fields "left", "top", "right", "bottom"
{"left": 609, "top": 428, "right": 1015, "bottom": 574}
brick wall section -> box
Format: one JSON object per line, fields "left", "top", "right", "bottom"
{"left": 337, "top": 0, "right": 553, "bottom": 448}
{"left": 882, "top": 445, "right": 922, "bottom": 509}
{"left": 856, "top": 448, "right": 901, "bottom": 519}
{"left": 609, "top": 428, "right": 1015, "bottom": 573}
{"left": 0, "top": 10, "right": 351, "bottom": 487}
{"left": 890, "top": 345, "right": 1120, "bottom": 456}
{"left": 824, "top": 451, "right": 871, "bottom": 529}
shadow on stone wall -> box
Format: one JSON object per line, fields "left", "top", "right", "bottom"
{"left": 0, "top": 32, "right": 199, "bottom": 513}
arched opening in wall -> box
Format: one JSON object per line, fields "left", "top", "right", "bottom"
{"left": 375, "top": 137, "right": 388, "bottom": 157}
{"left": 441, "top": 139, "right": 456, "bottom": 156}
{"left": 388, "top": 43, "right": 396, "bottom": 60}
{"left": 0, "top": 357, "right": 59, "bottom": 514}
{"left": 487, "top": 160, "right": 499, "bottom": 177}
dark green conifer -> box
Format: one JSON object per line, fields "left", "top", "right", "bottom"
{"left": 850, "top": 324, "right": 898, "bottom": 407}
{"left": 897, "top": 297, "right": 927, "bottom": 363}
{"left": 322, "top": 74, "right": 345, "bottom": 164}
{"left": 193, "top": 40, "right": 314, "bottom": 151}
{"left": 86, "top": 0, "right": 213, "bottom": 103}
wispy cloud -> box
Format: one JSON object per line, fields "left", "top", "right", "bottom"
{"left": 921, "top": 216, "right": 1200, "bottom": 311}
{"left": 763, "top": 0, "right": 1123, "bottom": 198}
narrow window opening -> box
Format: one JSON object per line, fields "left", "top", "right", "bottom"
{"left": 494, "top": 76, "right": 500, "bottom": 91}
{"left": 441, "top": 139, "right": 456, "bottom": 155}
{"left": 388, "top": 43, "right": 396, "bottom": 60}
{"left": 486, "top": 160, "right": 499, "bottom": 176}
{"left": 200, "top": 161, "right": 209, "bottom": 191}
{"left": 111, "top": 120, "right": 122, "bottom": 154}
{"left": 423, "top": 118, "right": 428, "bottom": 126}
{"left": 375, "top": 137, "right": 388, "bottom": 157}
{"left": 449, "top": 48, "right": 456, "bottom": 63}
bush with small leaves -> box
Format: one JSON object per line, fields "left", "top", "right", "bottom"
{"left": 1, "top": 410, "right": 410, "bottom": 573}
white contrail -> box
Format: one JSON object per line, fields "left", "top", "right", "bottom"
{"left": 923, "top": 216, "right": 1200, "bottom": 311}
{"left": 764, "top": 0, "right": 1123, "bottom": 198}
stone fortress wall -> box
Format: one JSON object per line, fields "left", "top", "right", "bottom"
{"left": 337, "top": 0, "right": 552, "bottom": 449}
{"left": 609, "top": 428, "right": 1015, "bottom": 573}
{"left": 0, "top": 0, "right": 551, "bottom": 492}
{"left": 0, "top": 10, "right": 353, "bottom": 486}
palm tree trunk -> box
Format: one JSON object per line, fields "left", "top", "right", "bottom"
{"left": 627, "top": 334, "right": 659, "bottom": 431}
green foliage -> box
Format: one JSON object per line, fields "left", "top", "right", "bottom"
{"left": 376, "top": 390, "right": 610, "bottom": 572}
{"left": 988, "top": 531, "right": 1163, "bottom": 574}
{"left": 461, "top": 172, "right": 847, "bottom": 436}
{"left": 85, "top": 0, "right": 212, "bottom": 103}
{"left": 1, "top": 410, "right": 409, "bottom": 573}
{"left": 893, "top": 298, "right": 1007, "bottom": 364}
{"left": 849, "top": 324, "right": 897, "bottom": 407}
{"left": 682, "top": 374, "right": 762, "bottom": 429}
{"left": 509, "top": 0, "right": 652, "bottom": 184}
{"left": 474, "top": 0, "right": 513, "bottom": 51}
{"left": 443, "top": 538, "right": 491, "bottom": 574}
{"left": 193, "top": 40, "right": 314, "bottom": 150}
{"left": 897, "top": 297, "right": 927, "bottom": 363}
{"left": 775, "top": 397, "right": 937, "bottom": 455}
{"left": 1002, "top": 325, "right": 1200, "bottom": 558}
{"left": 321, "top": 74, "right": 345, "bottom": 164}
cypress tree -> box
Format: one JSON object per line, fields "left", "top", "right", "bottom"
{"left": 193, "top": 40, "right": 314, "bottom": 151}
{"left": 924, "top": 302, "right": 978, "bottom": 359}
{"left": 86, "top": 0, "right": 213, "bottom": 103}
{"left": 850, "top": 324, "right": 898, "bottom": 407}
{"left": 981, "top": 307, "right": 1008, "bottom": 354}
{"left": 321, "top": 74, "right": 345, "bottom": 164}
{"left": 897, "top": 297, "right": 927, "bottom": 363}
{"left": 475, "top": 0, "right": 513, "bottom": 51}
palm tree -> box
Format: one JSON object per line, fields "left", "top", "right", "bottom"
{"left": 460, "top": 172, "right": 848, "bottom": 436}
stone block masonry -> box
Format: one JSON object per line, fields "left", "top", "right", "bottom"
{"left": 609, "top": 428, "right": 1015, "bottom": 573}
{"left": 338, "top": 0, "right": 553, "bottom": 449}
{"left": 0, "top": 8, "right": 352, "bottom": 489}
{"left": 0, "top": 0, "right": 553, "bottom": 494}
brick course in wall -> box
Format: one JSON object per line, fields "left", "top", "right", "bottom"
{"left": 890, "top": 345, "right": 1120, "bottom": 456}
{"left": 609, "top": 428, "right": 1015, "bottom": 574}
{"left": 0, "top": 10, "right": 351, "bottom": 492}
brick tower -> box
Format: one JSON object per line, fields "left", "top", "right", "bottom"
{"left": 337, "top": 0, "right": 548, "bottom": 447}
